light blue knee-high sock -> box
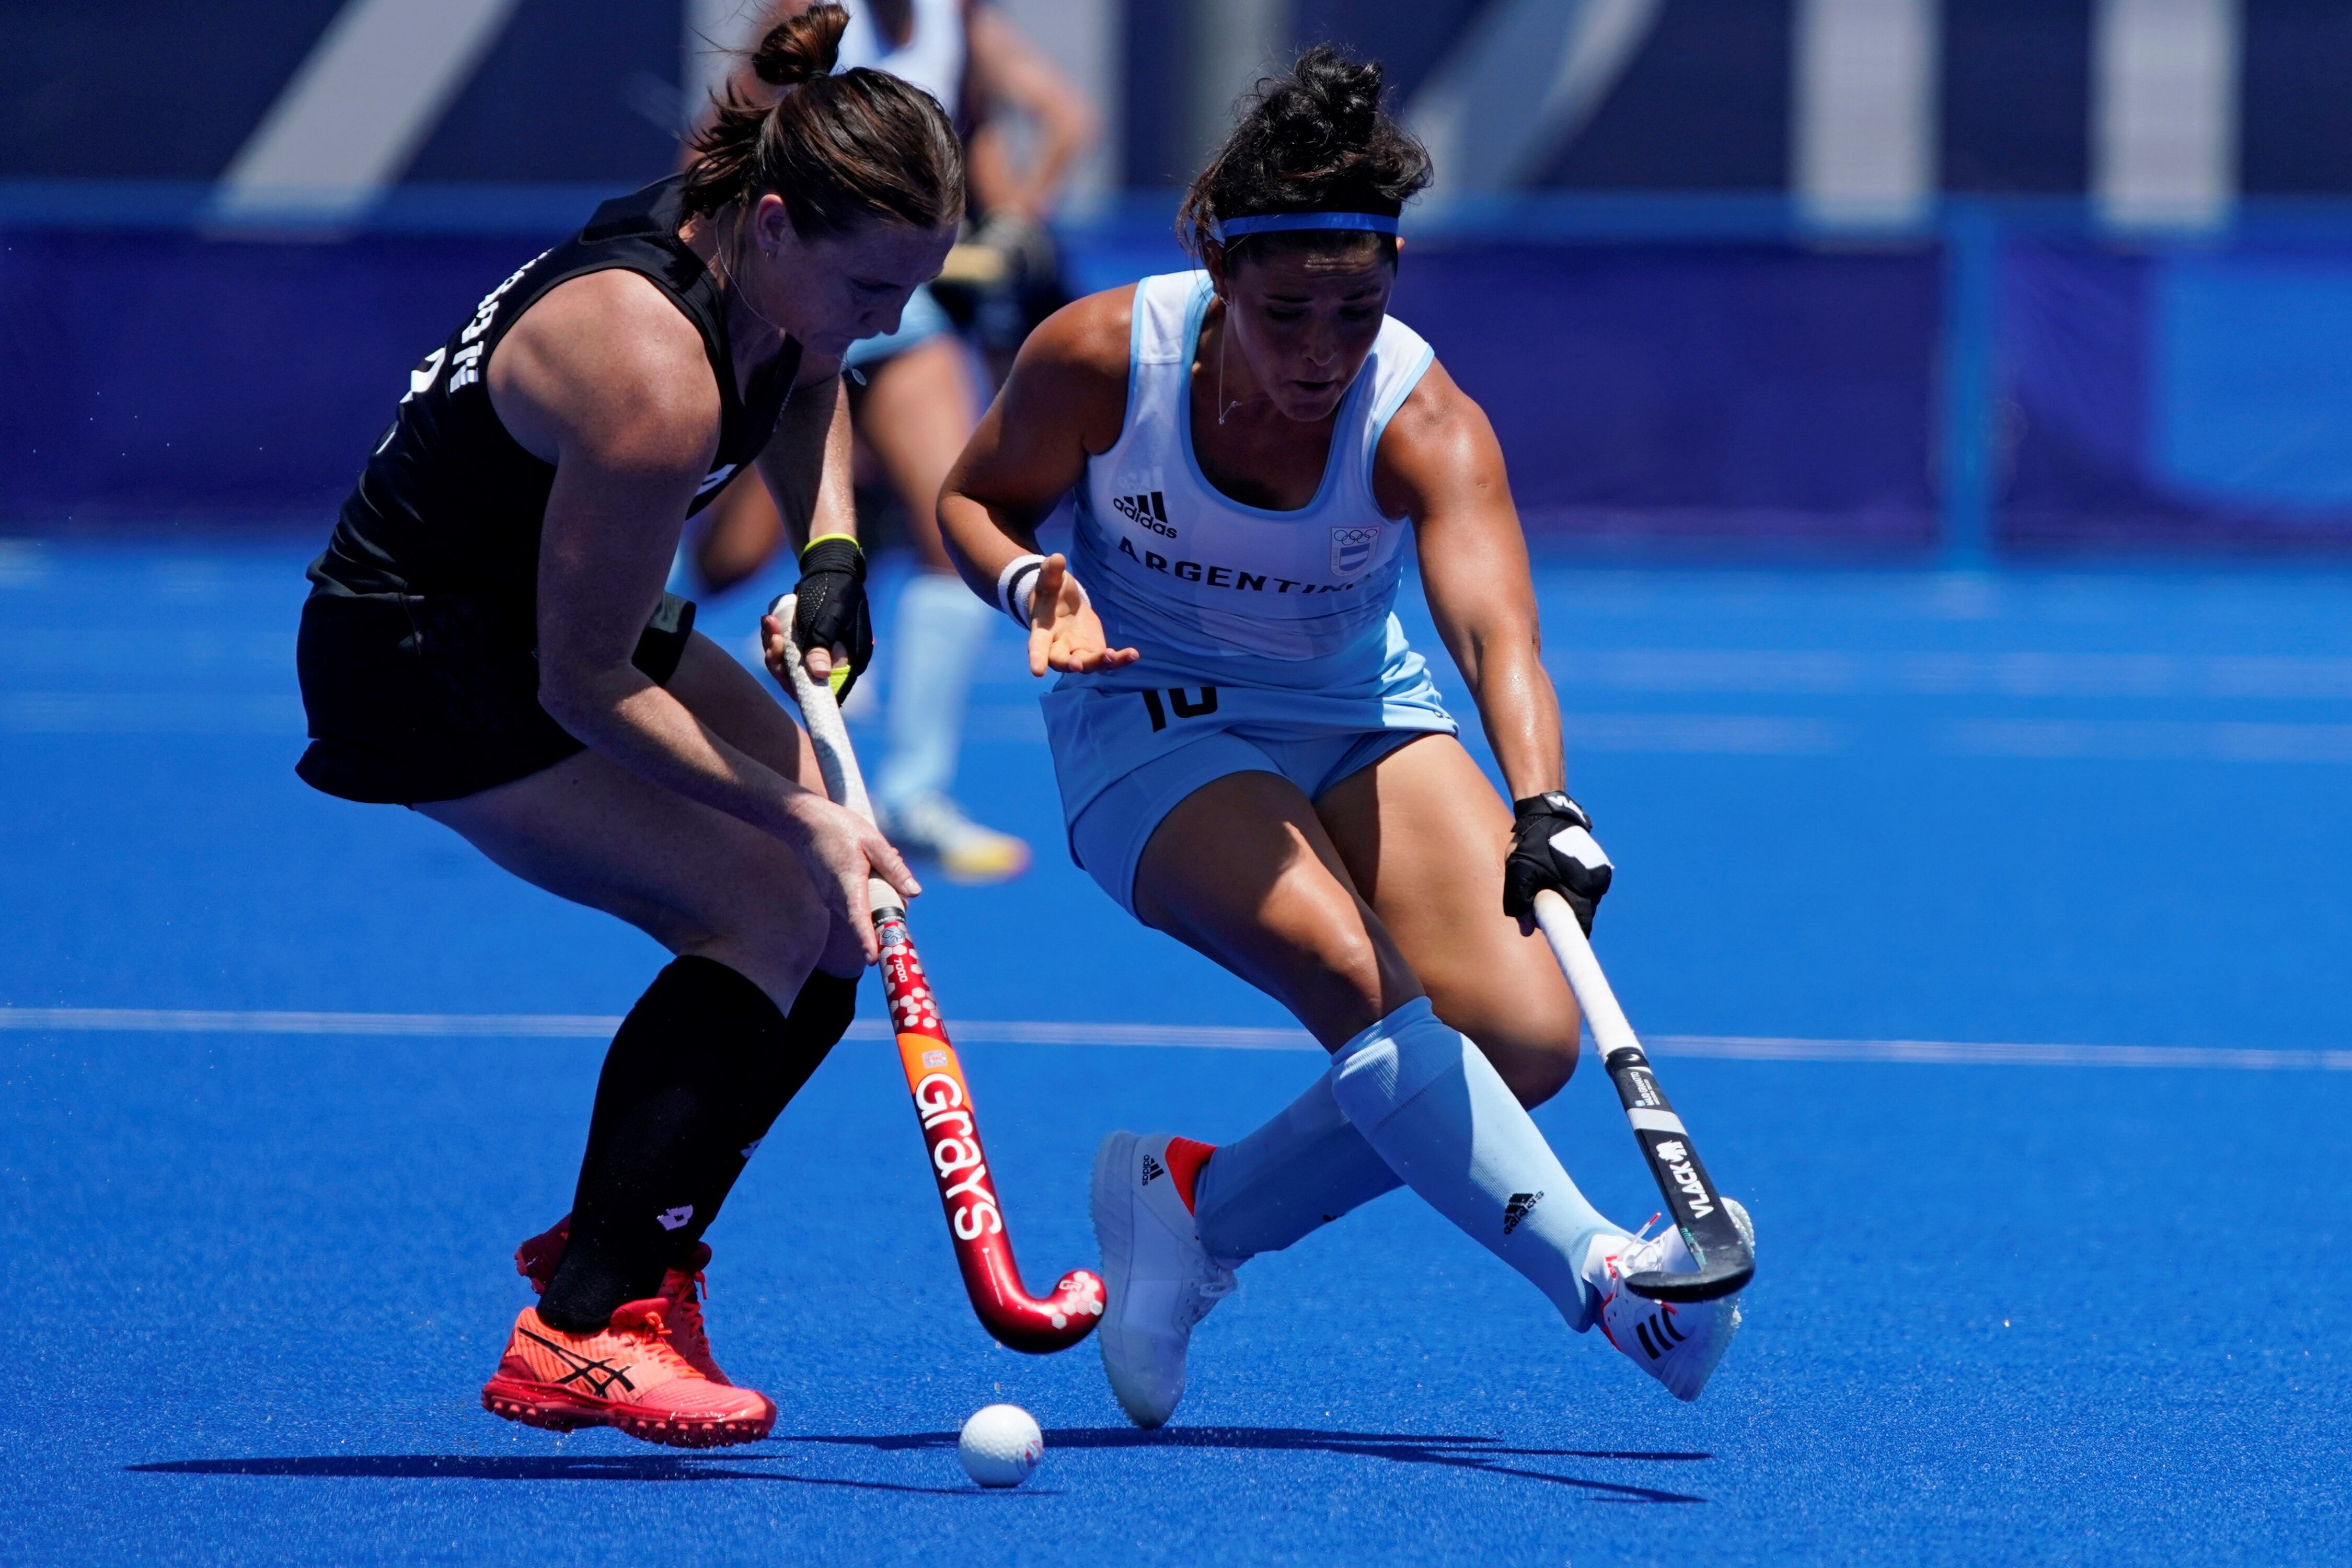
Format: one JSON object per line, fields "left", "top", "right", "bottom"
{"left": 875, "top": 571, "right": 995, "bottom": 814}
{"left": 1192, "top": 1072, "right": 1404, "bottom": 1266}
{"left": 1328, "top": 997, "right": 1623, "bottom": 1330}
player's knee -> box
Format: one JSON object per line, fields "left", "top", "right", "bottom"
{"left": 785, "top": 965, "right": 858, "bottom": 1053}
{"left": 1505, "top": 1034, "right": 1579, "bottom": 1108}
{"left": 1303, "top": 925, "right": 1400, "bottom": 1032}
{"left": 691, "top": 892, "right": 831, "bottom": 1008}
{"left": 1463, "top": 1017, "right": 1581, "bottom": 1108}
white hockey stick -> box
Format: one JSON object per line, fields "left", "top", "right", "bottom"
{"left": 1532, "top": 889, "right": 1755, "bottom": 1303}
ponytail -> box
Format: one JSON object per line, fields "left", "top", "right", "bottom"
{"left": 681, "top": 4, "right": 963, "bottom": 237}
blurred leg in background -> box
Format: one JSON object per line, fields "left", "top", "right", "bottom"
{"left": 691, "top": 287, "right": 1031, "bottom": 883}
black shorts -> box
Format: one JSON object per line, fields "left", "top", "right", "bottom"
{"left": 294, "top": 583, "right": 696, "bottom": 806}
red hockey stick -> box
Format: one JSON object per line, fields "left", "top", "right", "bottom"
{"left": 772, "top": 595, "right": 1103, "bottom": 1353}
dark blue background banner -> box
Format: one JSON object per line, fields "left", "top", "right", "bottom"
{"left": 0, "top": 224, "right": 1943, "bottom": 542}
{"left": 1394, "top": 242, "right": 1938, "bottom": 545}
{"left": 0, "top": 228, "right": 552, "bottom": 524}
{"left": 2001, "top": 238, "right": 2352, "bottom": 549}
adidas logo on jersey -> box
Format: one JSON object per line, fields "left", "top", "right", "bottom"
{"left": 1113, "top": 490, "right": 1176, "bottom": 537}
{"left": 1503, "top": 1191, "right": 1544, "bottom": 1235}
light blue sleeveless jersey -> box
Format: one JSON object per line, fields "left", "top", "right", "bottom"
{"left": 1043, "top": 271, "right": 1457, "bottom": 833}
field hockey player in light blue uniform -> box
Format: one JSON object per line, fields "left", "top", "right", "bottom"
{"left": 939, "top": 47, "right": 1753, "bottom": 1426}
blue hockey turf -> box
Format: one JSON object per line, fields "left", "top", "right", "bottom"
{"left": 2, "top": 539, "right": 2347, "bottom": 1565}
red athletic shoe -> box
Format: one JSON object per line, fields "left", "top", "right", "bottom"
{"left": 513, "top": 1215, "right": 735, "bottom": 1385}
{"left": 480, "top": 1298, "right": 775, "bottom": 1448}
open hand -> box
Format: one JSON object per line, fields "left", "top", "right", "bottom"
{"left": 1027, "top": 554, "right": 1139, "bottom": 677}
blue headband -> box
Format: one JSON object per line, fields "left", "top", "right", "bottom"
{"left": 1211, "top": 211, "right": 1401, "bottom": 243}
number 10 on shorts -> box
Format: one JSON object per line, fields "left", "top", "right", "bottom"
{"left": 1140, "top": 687, "right": 1219, "bottom": 732}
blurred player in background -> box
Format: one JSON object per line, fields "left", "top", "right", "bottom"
{"left": 939, "top": 48, "right": 1752, "bottom": 1427}
{"left": 685, "top": 0, "right": 1099, "bottom": 882}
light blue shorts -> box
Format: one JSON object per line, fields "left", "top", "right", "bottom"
{"left": 844, "top": 283, "right": 953, "bottom": 372}
{"left": 1068, "top": 722, "right": 1439, "bottom": 918}
{"left": 1045, "top": 620, "right": 1459, "bottom": 917}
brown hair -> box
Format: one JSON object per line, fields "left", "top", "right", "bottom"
{"left": 1179, "top": 45, "right": 1431, "bottom": 265}
{"left": 681, "top": 4, "right": 964, "bottom": 237}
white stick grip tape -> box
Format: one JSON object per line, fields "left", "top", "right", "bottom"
{"left": 1531, "top": 889, "right": 1642, "bottom": 1059}
{"left": 769, "top": 593, "right": 894, "bottom": 917}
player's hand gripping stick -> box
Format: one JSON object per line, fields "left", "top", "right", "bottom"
{"left": 1530, "top": 887, "right": 1755, "bottom": 1305}
{"left": 772, "top": 595, "right": 1104, "bottom": 1353}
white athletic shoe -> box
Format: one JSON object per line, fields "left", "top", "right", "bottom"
{"left": 1090, "top": 1131, "right": 1236, "bottom": 1429}
{"left": 1588, "top": 1198, "right": 1755, "bottom": 1403}
{"left": 880, "top": 792, "right": 1032, "bottom": 884}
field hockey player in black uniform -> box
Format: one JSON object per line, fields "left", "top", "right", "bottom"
{"left": 293, "top": 7, "right": 954, "bottom": 1449}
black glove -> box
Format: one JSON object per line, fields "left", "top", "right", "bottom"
{"left": 1502, "top": 791, "right": 1614, "bottom": 933}
{"left": 792, "top": 535, "right": 872, "bottom": 701}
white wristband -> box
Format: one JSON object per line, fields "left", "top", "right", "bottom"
{"left": 996, "top": 554, "right": 1046, "bottom": 624}
{"left": 998, "top": 554, "right": 1088, "bottom": 626}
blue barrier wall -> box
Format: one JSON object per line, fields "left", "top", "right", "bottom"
{"left": 2002, "top": 236, "right": 2352, "bottom": 549}
{"left": 15, "top": 202, "right": 2352, "bottom": 554}
{"left": 0, "top": 210, "right": 1942, "bottom": 544}
{"left": 1392, "top": 242, "right": 1937, "bottom": 544}
{"left": 1, "top": 227, "right": 549, "bottom": 524}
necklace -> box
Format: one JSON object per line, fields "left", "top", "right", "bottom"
{"left": 713, "top": 216, "right": 867, "bottom": 382}
{"left": 1213, "top": 305, "right": 1258, "bottom": 426}
{"left": 712, "top": 217, "right": 786, "bottom": 340}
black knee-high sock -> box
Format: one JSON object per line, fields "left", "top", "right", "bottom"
{"left": 536, "top": 958, "right": 857, "bottom": 1333}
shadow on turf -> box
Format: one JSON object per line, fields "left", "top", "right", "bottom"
{"left": 126, "top": 1456, "right": 1009, "bottom": 1496}
{"left": 130, "top": 1431, "right": 1707, "bottom": 1503}
{"left": 786, "top": 1427, "right": 1712, "bottom": 1505}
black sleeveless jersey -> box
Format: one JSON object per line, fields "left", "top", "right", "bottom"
{"left": 312, "top": 175, "right": 801, "bottom": 602}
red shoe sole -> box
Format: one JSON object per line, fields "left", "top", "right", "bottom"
{"left": 607, "top": 1408, "right": 774, "bottom": 1449}
{"left": 481, "top": 1378, "right": 608, "bottom": 1432}
{"left": 481, "top": 1376, "right": 774, "bottom": 1449}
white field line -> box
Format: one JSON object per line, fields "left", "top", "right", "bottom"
{"left": 1942, "top": 718, "right": 2352, "bottom": 763}
{"left": 1, "top": 1008, "right": 2345, "bottom": 1070}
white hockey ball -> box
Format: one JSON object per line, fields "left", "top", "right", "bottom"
{"left": 958, "top": 1403, "right": 1044, "bottom": 1488}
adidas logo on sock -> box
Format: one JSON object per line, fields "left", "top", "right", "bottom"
{"left": 655, "top": 1205, "right": 695, "bottom": 1232}
{"left": 1503, "top": 1191, "right": 1544, "bottom": 1235}
{"left": 1140, "top": 1154, "right": 1166, "bottom": 1186}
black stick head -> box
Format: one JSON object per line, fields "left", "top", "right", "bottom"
{"left": 1624, "top": 1249, "right": 1754, "bottom": 1303}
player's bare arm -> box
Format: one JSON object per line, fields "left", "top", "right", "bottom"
{"left": 1376, "top": 359, "right": 1566, "bottom": 802}
{"left": 939, "top": 289, "right": 1139, "bottom": 675}
{"left": 492, "top": 270, "right": 911, "bottom": 943}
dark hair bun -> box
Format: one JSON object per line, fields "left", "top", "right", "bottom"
{"left": 1181, "top": 44, "right": 1432, "bottom": 262}
{"left": 751, "top": 3, "right": 848, "bottom": 87}
{"left": 680, "top": 1, "right": 962, "bottom": 236}
{"left": 1289, "top": 49, "right": 1382, "bottom": 150}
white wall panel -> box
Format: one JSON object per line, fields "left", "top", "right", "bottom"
{"left": 1793, "top": 0, "right": 1939, "bottom": 229}
{"left": 2095, "top": 0, "right": 2240, "bottom": 229}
